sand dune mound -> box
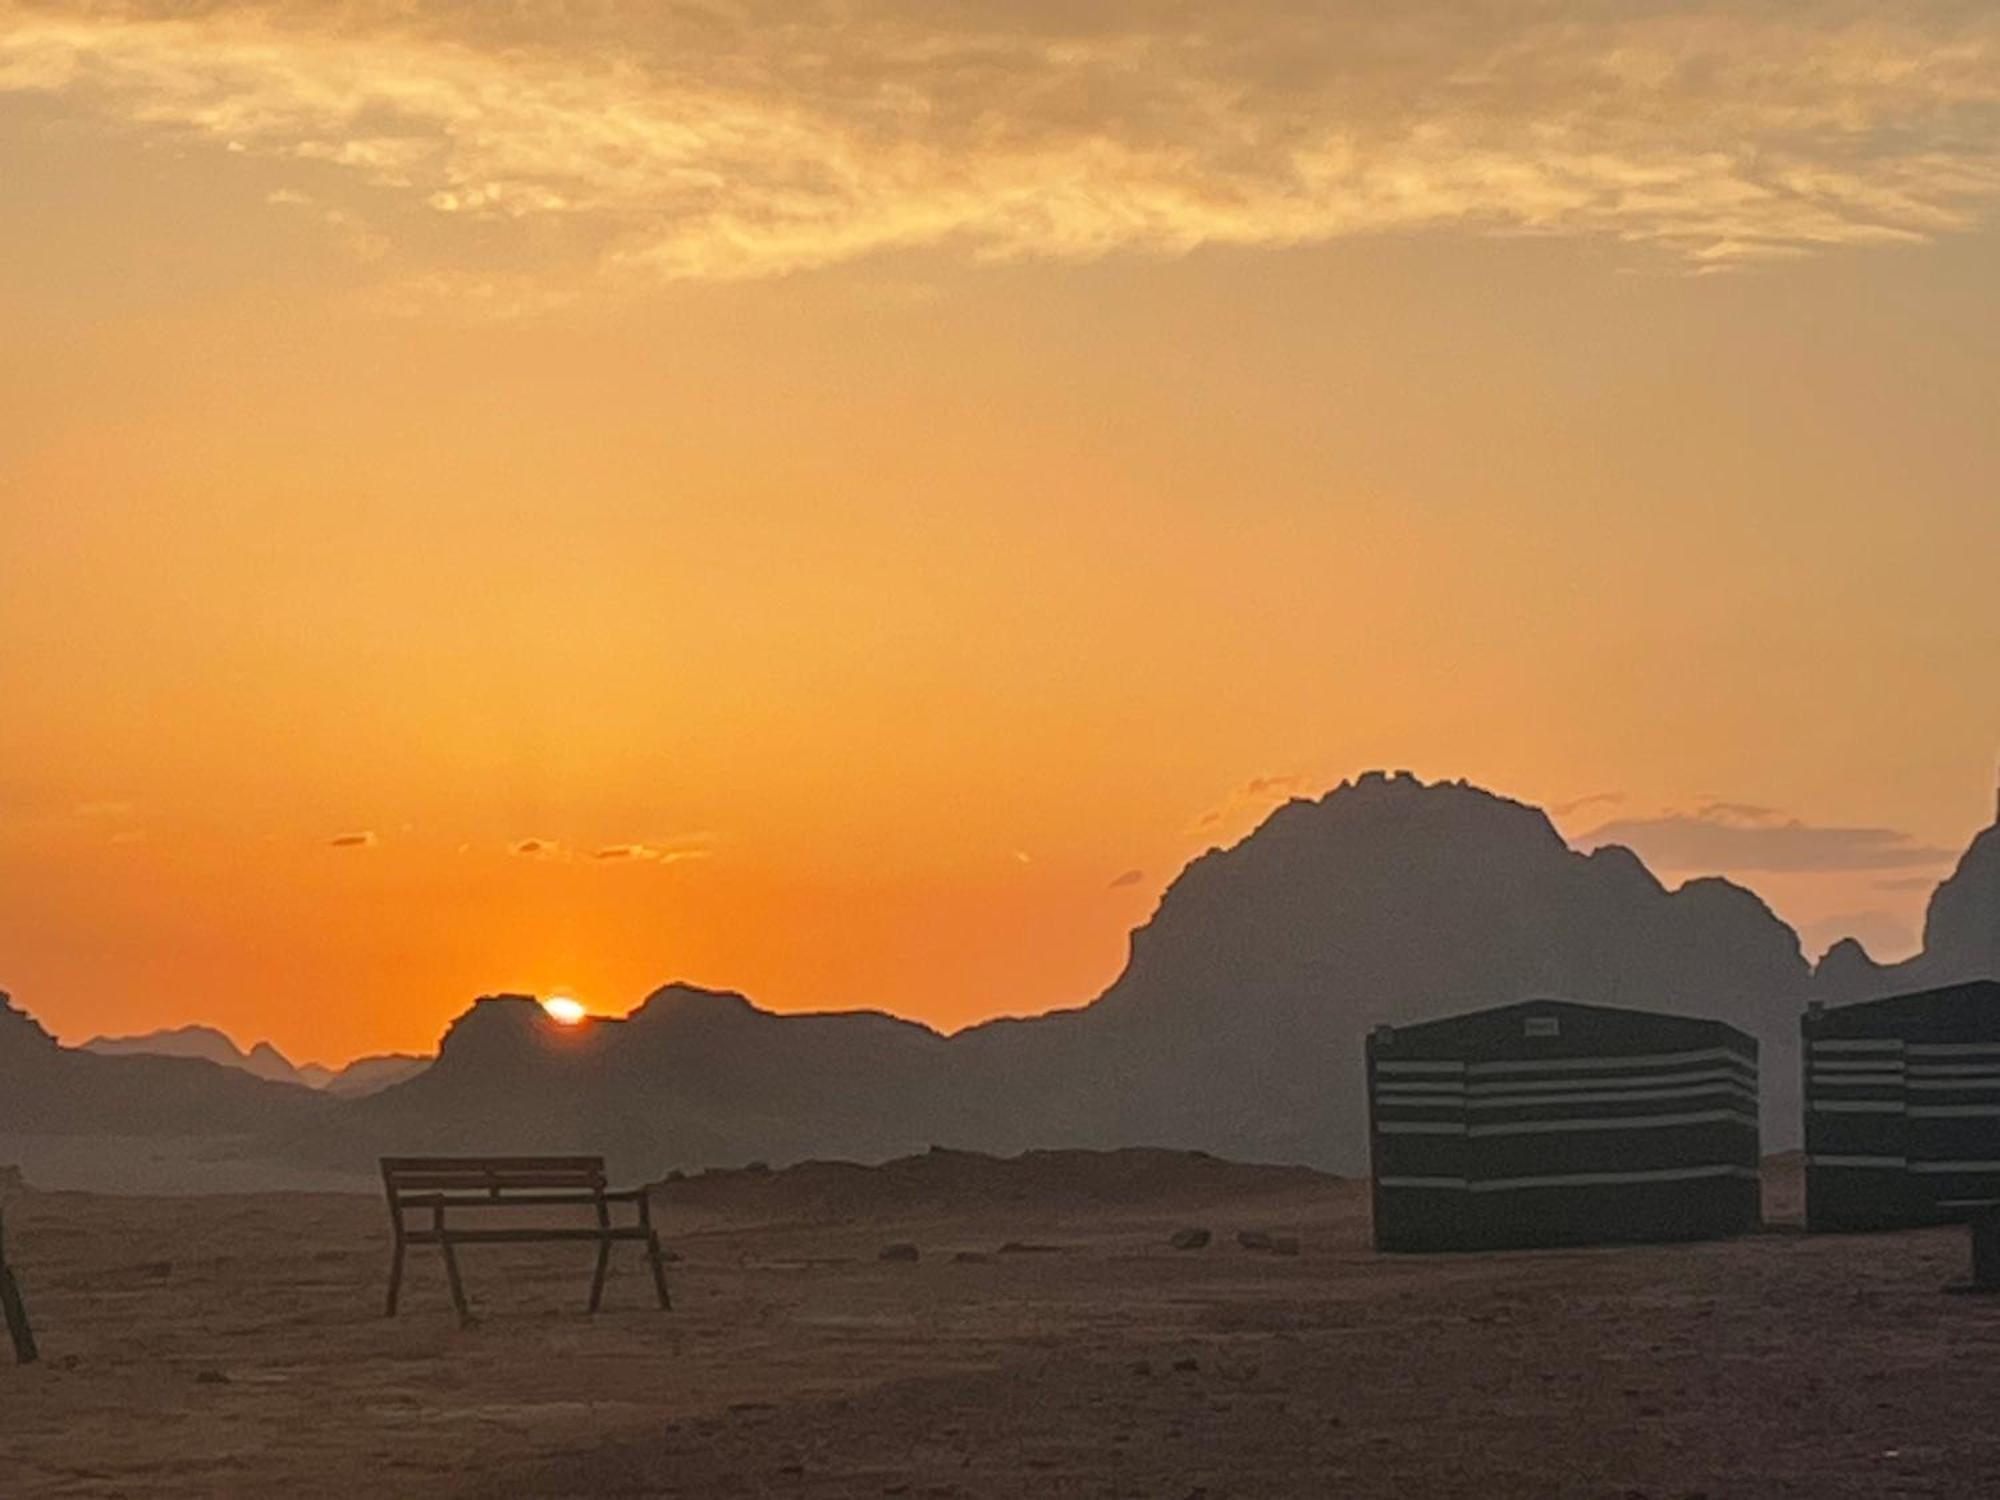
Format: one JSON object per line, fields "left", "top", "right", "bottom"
{"left": 650, "top": 1145, "right": 1340, "bottom": 1225}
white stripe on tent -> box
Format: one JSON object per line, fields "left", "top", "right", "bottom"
{"left": 1471, "top": 1164, "right": 1758, "bottom": 1193}
{"left": 1374, "top": 1095, "right": 1466, "bottom": 1110}
{"left": 1466, "top": 1083, "right": 1758, "bottom": 1110}
{"left": 1376, "top": 1121, "right": 1469, "bottom": 1135}
{"left": 1372, "top": 1081, "right": 1466, "bottom": 1095}
{"left": 1466, "top": 1108, "right": 1755, "bottom": 1138}
{"left": 1468, "top": 1065, "right": 1753, "bottom": 1097}
{"left": 1910, "top": 1161, "right": 2000, "bottom": 1175}
{"left": 1808, "top": 1154, "right": 1907, "bottom": 1169}
{"left": 1810, "top": 1100, "right": 1905, "bottom": 1114}
{"left": 1908, "top": 1044, "right": 2000, "bottom": 1059}
{"left": 1373, "top": 1061, "right": 1466, "bottom": 1076}
{"left": 1810, "top": 1040, "right": 1904, "bottom": 1055}
{"left": 1910, "top": 1105, "right": 2000, "bottom": 1119}
{"left": 1379, "top": 1164, "right": 1759, "bottom": 1193}
{"left": 1466, "top": 1046, "right": 1752, "bottom": 1078}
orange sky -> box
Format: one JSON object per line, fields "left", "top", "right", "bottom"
{"left": 2, "top": 1, "right": 1997, "bottom": 1064}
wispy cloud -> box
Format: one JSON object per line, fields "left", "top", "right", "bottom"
{"left": 510, "top": 837, "right": 555, "bottom": 857}
{"left": 1877, "top": 873, "right": 1943, "bottom": 892}
{"left": 1577, "top": 802, "right": 1956, "bottom": 874}
{"left": 1550, "top": 790, "right": 1625, "bottom": 819}
{"left": 2, "top": 0, "right": 1994, "bottom": 300}
{"left": 327, "top": 830, "right": 375, "bottom": 848}
{"left": 1108, "top": 867, "right": 1145, "bottom": 889}
{"left": 1195, "top": 772, "right": 1314, "bottom": 831}
{"left": 591, "top": 842, "right": 711, "bottom": 865}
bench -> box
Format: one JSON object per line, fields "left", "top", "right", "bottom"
{"left": 0, "top": 1203, "right": 36, "bottom": 1364}
{"left": 381, "top": 1156, "right": 671, "bottom": 1324}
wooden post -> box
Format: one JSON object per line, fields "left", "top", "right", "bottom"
{"left": 1974, "top": 1212, "right": 2000, "bottom": 1289}
{"left": 0, "top": 1203, "right": 38, "bottom": 1365}
{"left": 1945, "top": 1207, "right": 2000, "bottom": 1296}
{"left": 587, "top": 1189, "right": 612, "bottom": 1314}
{"left": 641, "top": 1192, "right": 672, "bottom": 1311}
{"left": 434, "top": 1199, "right": 472, "bottom": 1327}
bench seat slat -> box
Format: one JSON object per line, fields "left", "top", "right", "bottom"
{"left": 390, "top": 1184, "right": 604, "bottom": 1192}
{"left": 378, "top": 1160, "right": 604, "bottom": 1176}
{"left": 395, "top": 1191, "right": 615, "bottom": 1208}
{"left": 406, "top": 1227, "right": 654, "bottom": 1245}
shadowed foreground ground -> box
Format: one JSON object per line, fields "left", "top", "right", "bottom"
{"left": 3, "top": 1156, "right": 1999, "bottom": 1497}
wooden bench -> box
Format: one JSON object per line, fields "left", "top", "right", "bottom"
{"left": 381, "top": 1156, "right": 670, "bottom": 1324}
{"left": 0, "top": 1203, "right": 36, "bottom": 1364}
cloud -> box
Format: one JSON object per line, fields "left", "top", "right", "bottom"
{"left": 1, "top": 0, "right": 1994, "bottom": 298}
{"left": 327, "top": 830, "right": 375, "bottom": 847}
{"left": 510, "top": 837, "right": 554, "bottom": 857}
{"left": 591, "top": 842, "right": 711, "bottom": 865}
{"left": 1576, "top": 805, "right": 1956, "bottom": 874}
{"left": 1550, "top": 791, "right": 1625, "bottom": 819}
{"left": 1876, "top": 874, "right": 1942, "bottom": 892}
{"left": 1108, "top": 868, "right": 1145, "bottom": 889}
{"left": 1194, "top": 771, "right": 1315, "bottom": 831}
{"left": 1244, "top": 774, "right": 1308, "bottom": 798}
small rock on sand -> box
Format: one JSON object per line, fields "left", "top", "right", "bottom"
{"left": 878, "top": 1243, "right": 920, "bottom": 1262}
{"left": 1237, "top": 1230, "right": 1275, "bottom": 1252}
{"left": 1170, "top": 1227, "right": 1212, "bottom": 1250}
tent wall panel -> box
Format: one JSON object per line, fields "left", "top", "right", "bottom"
{"left": 1368, "top": 1000, "right": 1761, "bottom": 1254}
{"left": 1804, "top": 981, "right": 2000, "bottom": 1232}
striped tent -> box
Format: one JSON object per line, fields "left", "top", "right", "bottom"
{"left": 1367, "top": 1000, "right": 1762, "bottom": 1253}
{"left": 1804, "top": 979, "right": 2000, "bottom": 1233}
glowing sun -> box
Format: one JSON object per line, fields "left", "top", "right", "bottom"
{"left": 541, "top": 995, "right": 587, "bottom": 1026}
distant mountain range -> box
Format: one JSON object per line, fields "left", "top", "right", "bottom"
{"left": 7, "top": 772, "right": 1996, "bottom": 1184}
{"left": 0, "top": 1000, "right": 326, "bottom": 1137}
{"left": 81, "top": 1025, "right": 427, "bottom": 1098}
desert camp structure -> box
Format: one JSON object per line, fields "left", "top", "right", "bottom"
{"left": 1804, "top": 979, "right": 2000, "bottom": 1233}
{"left": 1367, "top": 1000, "right": 1762, "bottom": 1252}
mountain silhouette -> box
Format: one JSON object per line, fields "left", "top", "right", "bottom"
{"left": 83, "top": 1025, "right": 428, "bottom": 1098}
{"left": 1, "top": 994, "right": 327, "bottom": 1137}
{"left": 13, "top": 772, "right": 1992, "bottom": 1185}
{"left": 275, "top": 773, "right": 1820, "bottom": 1178}
{"left": 944, "top": 772, "right": 1813, "bottom": 1168}
{"left": 1813, "top": 815, "right": 2000, "bottom": 1003}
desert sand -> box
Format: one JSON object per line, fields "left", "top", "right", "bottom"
{"left": 3, "top": 1152, "right": 1998, "bottom": 1498}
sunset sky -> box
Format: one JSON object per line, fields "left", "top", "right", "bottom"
{"left": 3, "top": 0, "right": 1996, "bottom": 1064}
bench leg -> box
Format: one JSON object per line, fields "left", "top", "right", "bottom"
{"left": 587, "top": 1237, "right": 612, "bottom": 1314}
{"left": 646, "top": 1231, "right": 672, "bottom": 1311}
{"left": 1, "top": 1263, "right": 35, "bottom": 1365}
{"left": 384, "top": 1234, "right": 406, "bottom": 1317}
{"left": 438, "top": 1235, "right": 472, "bottom": 1327}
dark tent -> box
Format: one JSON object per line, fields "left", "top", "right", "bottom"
{"left": 1804, "top": 979, "right": 2000, "bottom": 1233}
{"left": 1367, "top": 999, "right": 1761, "bottom": 1253}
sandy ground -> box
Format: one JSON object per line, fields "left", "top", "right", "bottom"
{"left": 4, "top": 1158, "right": 2000, "bottom": 1498}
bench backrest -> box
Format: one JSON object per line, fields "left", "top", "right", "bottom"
{"left": 381, "top": 1155, "right": 608, "bottom": 1203}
